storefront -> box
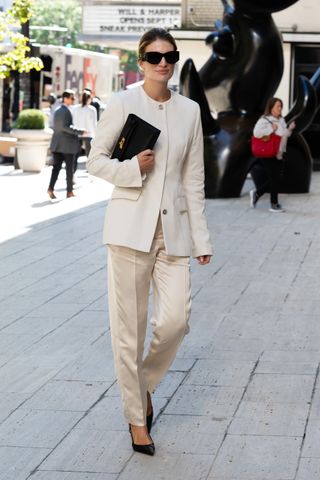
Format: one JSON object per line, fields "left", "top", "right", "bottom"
{"left": 80, "top": 1, "right": 182, "bottom": 49}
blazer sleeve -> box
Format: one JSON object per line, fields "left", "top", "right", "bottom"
{"left": 280, "top": 117, "right": 292, "bottom": 137}
{"left": 86, "top": 94, "right": 143, "bottom": 188}
{"left": 253, "top": 117, "right": 273, "bottom": 138}
{"left": 182, "top": 104, "right": 213, "bottom": 258}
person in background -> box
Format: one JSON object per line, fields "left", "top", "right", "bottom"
{"left": 91, "top": 96, "right": 102, "bottom": 121}
{"left": 84, "top": 87, "right": 102, "bottom": 121}
{"left": 250, "top": 97, "right": 295, "bottom": 213}
{"left": 47, "top": 89, "right": 85, "bottom": 199}
{"left": 72, "top": 89, "right": 97, "bottom": 172}
{"left": 48, "top": 93, "right": 61, "bottom": 129}
{"left": 87, "top": 28, "right": 213, "bottom": 456}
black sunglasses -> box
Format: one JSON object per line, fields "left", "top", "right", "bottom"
{"left": 140, "top": 51, "right": 180, "bottom": 65}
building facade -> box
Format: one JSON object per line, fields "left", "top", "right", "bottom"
{"left": 81, "top": 0, "right": 183, "bottom": 49}
{"left": 80, "top": 0, "right": 320, "bottom": 164}
{"left": 80, "top": 0, "right": 320, "bottom": 101}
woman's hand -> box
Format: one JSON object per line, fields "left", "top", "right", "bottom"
{"left": 196, "top": 255, "right": 212, "bottom": 265}
{"left": 137, "top": 149, "right": 155, "bottom": 173}
{"left": 272, "top": 123, "right": 278, "bottom": 132}
{"left": 289, "top": 121, "right": 296, "bottom": 131}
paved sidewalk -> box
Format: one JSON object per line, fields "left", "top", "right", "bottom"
{"left": 0, "top": 162, "right": 320, "bottom": 480}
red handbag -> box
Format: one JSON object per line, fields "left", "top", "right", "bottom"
{"left": 251, "top": 133, "right": 281, "bottom": 158}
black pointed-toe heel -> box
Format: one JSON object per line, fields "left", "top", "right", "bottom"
{"left": 129, "top": 425, "right": 155, "bottom": 456}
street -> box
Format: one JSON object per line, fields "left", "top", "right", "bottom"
{"left": 0, "top": 161, "right": 320, "bottom": 480}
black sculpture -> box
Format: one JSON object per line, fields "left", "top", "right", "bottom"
{"left": 180, "top": 0, "right": 319, "bottom": 198}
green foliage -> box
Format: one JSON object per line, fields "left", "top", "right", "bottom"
{"left": 0, "top": 0, "right": 43, "bottom": 78}
{"left": 14, "top": 108, "right": 45, "bottom": 129}
{"left": 30, "top": 0, "right": 81, "bottom": 47}
{"left": 8, "top": 0, "right": 33, "bottom": 23}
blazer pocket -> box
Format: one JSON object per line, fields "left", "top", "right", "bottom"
{"left": 176, "top": 196, "right": 188, "bottom": 213}
{"left": 111, "top": 186, "right": 142, "bottom": 201}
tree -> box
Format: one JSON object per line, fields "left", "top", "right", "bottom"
{"left": 0, "top": 0, "right": 43, "bottom": 79}
{"left": 30, "top": 0, "right": 81, "bottom": 47}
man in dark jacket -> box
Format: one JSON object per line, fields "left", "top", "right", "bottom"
{"left": 47, "top": 89, "right": 84, "bottom": 199}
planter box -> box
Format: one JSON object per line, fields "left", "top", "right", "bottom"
{"left": 10, "top": 128, "right": 53, "bottom": 172}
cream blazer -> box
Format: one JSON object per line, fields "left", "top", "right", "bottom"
{"left": 87, "top": 85, "right": 213, "bottom": 258}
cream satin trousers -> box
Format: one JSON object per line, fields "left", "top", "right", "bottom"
{"left": 107, "top": 218, "right": 191, "bottom": 425}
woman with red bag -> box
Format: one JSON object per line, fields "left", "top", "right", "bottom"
{"left": 250, "top": 97, "right": 295, "bottom": 212}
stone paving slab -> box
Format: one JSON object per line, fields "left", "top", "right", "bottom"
{"left": 0, "top": 333, "right": 37, "bottom": 356}
{"left": 256, "top": 350, "right": 320, "bottom": 375}
{"left": 207, "top": 435, "right": 302, "bottom": 480}
{"left": 241, "top": 373, "right": 314, "bottom": 404}
{"left": 184, "top": 359, "right": 256, "bottom": 387}
{"left": 0, "top": 392, "right": 31, "bottom": 422}
{"left": 0, "top": 409, "right": 83, "bottom": 448}
{"left": 117, "top": 452, "right": 215, "bottom": 480}
{"left": 1, "top": 164, "right": 320, "bottom": 479}
{"left": 60, "top": 310, "right": 108, "bottom": 334}
{"left": 212, "top": 311, "right": 279, "bottom": 339}
{"left": 22, "top": 329, "right": 100, "bottom": 359}
{"left": 53, "top": 336, "right": 115, "bottom": 383}
{"left": 31, "top": 473, "right": 117, "bottom": 480}
{"left": 296, "top": 457, "right": 320, "bottom": 480}
{"left": 152, "top": 371, "right": 187, "bottom": 397}
{"left": 86, "top": 295, "right": 108, "bottom": 312}
{"left": 309, "top": 385, "right": 320, "bottom": 415}
{"left": 164, "top": 384, "right": 244, "bottom": 417}
{"left": 39, "top": 429, "right": 133, "bottom": 474}
{"left": 0, "top": 446, "right": 51, "bottom": 480}
{"left": 152, "top": 414, "right": 226, "bottom": 454}
{"left": 301, "top": 415, "right": 320, "bottom": 458}
{"left": 77, "top": 396, "right": 128, "bottom": 431}
{"left": 169, "top": 357, "right": 196, "bottom": 372}
{"left": 260, "top": 350, "right": 320, "bottom": 363}
{"left": 21, "top": 302, "right": 88, "bottom": 320}
{"left": 2, "top": 315, "right": 72, "bottom": 336}
{"left": 229, "top": 400, "right": 308, "bottom": 436}
{"left": 0, "top": 357, "right": 65, "bottom": 394}
{"left": 275, "top": 299, "right": 320, "bottom": 315}
{"left": 21, "top": 380, "right": 112, "bottom": 411}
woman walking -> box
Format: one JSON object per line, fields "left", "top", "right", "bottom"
{"left": 87, "top": 28, "right": 212, "bottom": 456}
{"left": 72, "top": 90, "right": 97, "bottom": 137}
{"left": 250, "top": 97, "right": 295, "bottom": 212}
{"left": 72, "top": 89, "right": 97, "bottom": 173}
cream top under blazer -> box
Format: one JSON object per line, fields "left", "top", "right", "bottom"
{"left": 87, "top": 85, "right": 213, "bottom": 258}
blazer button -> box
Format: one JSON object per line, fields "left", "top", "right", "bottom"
{"left": 162, "top": 209, "right": 167, "bottom": 215}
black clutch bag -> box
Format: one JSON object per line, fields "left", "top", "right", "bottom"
{"left": 111, "top": 113, "right": 161, "bottom": 161}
